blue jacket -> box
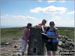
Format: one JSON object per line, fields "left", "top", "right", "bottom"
{"left": 46, "top": 28, "right": 58, "bottom": 42}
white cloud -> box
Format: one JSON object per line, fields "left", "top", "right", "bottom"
{"left": 48, "top": 0, "right": 56, "bottom": 3}
{"left": 30, "top": 7, "right": 43, "bottom": 13}
{"left": 47, "top": 16, "right": 74, "bottom": 27}
{"left": 67, "top": 11, "right": 75, "bottom": 15}
{"left": 48, "top": 0, "right": 65, "bottom": 3}
{"left": 43, "top": 6, "right": 67, "bottom": 14}
{"left": 1, "top": 14, "right": 74, "bottom": 27}
{"left": 38, "top": 0, "right": 65, "bottom": 3}
{"left": 1, "top": 15, "right": 41, "bottom": 27}
{"left": 30, "top": 6, "right": 67, "bottom": 15}
{"left": 37, "top": 0, "right": 42, "bottom": 2}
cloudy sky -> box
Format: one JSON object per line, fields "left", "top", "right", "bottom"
{"left": 1, "top": 0, "right": 75, "bottom": 27}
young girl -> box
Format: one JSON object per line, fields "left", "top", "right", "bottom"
{"left": 21, "top": 23, "right": 32, "bottom": 56}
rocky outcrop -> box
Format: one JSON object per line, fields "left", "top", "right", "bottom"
{"left": 28, "top": 27, "right": 45, "bottom": 55}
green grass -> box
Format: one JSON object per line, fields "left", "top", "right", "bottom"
{"left": 1, "top": 27, "right": 75, "bottom": 41}
{"left": 58, "top": 27, "right": 74, "bottom": 40}
{"left": 1, "top": 27, "right": 25, "bottom": 38}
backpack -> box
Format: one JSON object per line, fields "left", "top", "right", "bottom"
{"left": 45, "top": 27, "right": 56, "bottom": 34}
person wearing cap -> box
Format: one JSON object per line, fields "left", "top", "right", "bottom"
{"left": 21, "top": 23, "right": 32, "bottom": 56}
{"left": 45, "top": 21, "right": 59, "bottom": 56}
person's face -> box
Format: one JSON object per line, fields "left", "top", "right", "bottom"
{"left": 42, "top": 21, "right": 46, "bottom": 25}
{"left": 50, "top": 24, "right": 55, "bottom": 27}
{"left": 28, "top": 25, "right": 32, "bottom": 29}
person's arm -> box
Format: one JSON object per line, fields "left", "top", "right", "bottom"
{"left": 35, "top": 23, "right": 42, "bottom": 27}
{"left": 41, "top": 25, "right": 48, "bottom": 33}
{"left": 35, "top": 24, "right": 45, "bottom": 32}
{"left": 41, "top": 25, "right": 45, "bottom": 32}
{"left": 48, "top": 28, "right": 59, "bottom": 38}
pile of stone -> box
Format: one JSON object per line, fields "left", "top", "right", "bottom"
{"left": 58, "top": 35, "right": 75, "bottom": 50}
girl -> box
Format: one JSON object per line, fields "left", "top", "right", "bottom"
{"left": 21, "top": 23, "right": 32, "bottom": 56}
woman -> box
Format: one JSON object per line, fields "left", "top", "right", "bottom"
{"left": 46, "top": 21, "right": 59, "bottom": 56}
{"left": 21, "top": 23, "right": 32, "bottom": 56}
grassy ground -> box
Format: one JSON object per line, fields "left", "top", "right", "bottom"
{"left": 1, "top": 27, "right": 75, "bottom": 40}
{"left": 1, "top": 27, "right": 24, "bottom": 38}
{"left": 58, "top": 27, "right": 75, "bottom": 40}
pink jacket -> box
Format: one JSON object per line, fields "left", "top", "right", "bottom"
{"left": 22, "top": 28, "right": 30, "bottom": 40}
